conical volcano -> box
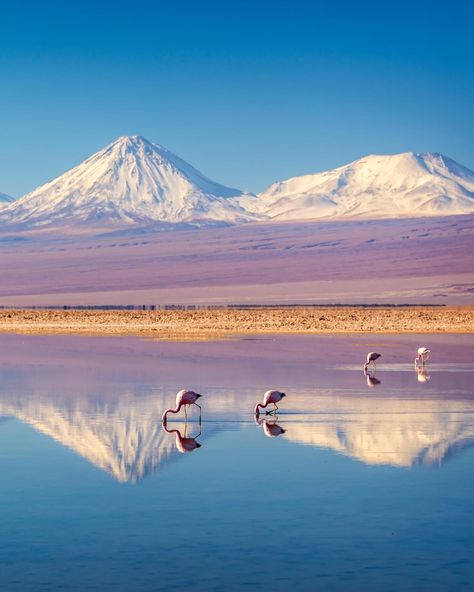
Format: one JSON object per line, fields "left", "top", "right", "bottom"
{"left": 0, "top": 135, "right": 256, "bottom": 228}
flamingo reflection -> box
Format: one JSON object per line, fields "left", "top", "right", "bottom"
{"left": 162, "top": 421, "right": 202, "bottom": 453}
{"left": 416, "top": 366, "right": 430, "bottom": 383}
{"left": 364, "top": 368, "right": 381, "bottom": 388}
{"left": 255, "top": 416, "right": 286, "bottom": 438}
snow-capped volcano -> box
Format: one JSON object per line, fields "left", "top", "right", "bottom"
{"left": 250, "top": 152, "right": 474, "bottom": 220}
{"left": 1, "top": 146, "right": 473, "bottom": 230}
{"left": 0, "top": 135, "right": 256, "bottom": 228}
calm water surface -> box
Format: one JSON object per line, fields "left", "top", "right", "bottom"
{"left": 0, "top": 333, "right": 473, "bottom": 591}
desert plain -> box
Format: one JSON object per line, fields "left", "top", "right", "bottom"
{"left": 0, "top": 306, "right": 472, "bottom": 338}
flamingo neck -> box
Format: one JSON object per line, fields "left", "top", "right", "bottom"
{"left": 162, "top": 423, "right": 180, "bottom": 435}
{"left": 254, "top": 401, "right": 269, "bottom": 416}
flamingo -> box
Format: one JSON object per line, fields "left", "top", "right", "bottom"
{"left": 415, "top": 347, "right": 430, "bottom": 367}
{"left": 162, "top": 389, "right": 202, "bottom": 424}
{"left": 364, "top": 352, "right": 381, "bottom": 371}
{"left": 162, "top": 423, "right": 202, "bottom": 453}
{"left": 254, "top": 390, "right": 286, "bottom": 417}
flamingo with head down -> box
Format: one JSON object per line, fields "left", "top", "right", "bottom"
{"left": 254, "top": 390, "right": 286, "bottom": 417}
{"left": 162, "top": 389, "right": 202, "bottom": 425}
{"left": 415, "top": 347, "right": 430, "bottom": 367}
{"left": 364, "top": 352, "right": 381, "bottom": 371}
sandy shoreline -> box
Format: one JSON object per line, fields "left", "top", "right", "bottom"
{"left": 0, "top": 307, "right": 472, "bottom": 339}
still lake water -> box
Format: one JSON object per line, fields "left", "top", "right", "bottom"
{"left": 0, "top": 333, "right": 473, "bottom": 591}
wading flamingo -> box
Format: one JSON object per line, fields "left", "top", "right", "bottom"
{"left": 364, "top": 352, "right": 381, "bottom": 371}
{"left": 162, "top": 389, "right": 202, "bottom": 424}
{"left": 254, "top": 390, "right": 286, "bottom": 417}
{"left": 415, "top": 347, "right": 430, "bottom": 367}
{"left": 162, "top": 423, "right": 202, "bottom": 453}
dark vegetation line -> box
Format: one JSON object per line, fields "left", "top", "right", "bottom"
{"left": 0, "top": 303, "right": 447, "bottom": 311}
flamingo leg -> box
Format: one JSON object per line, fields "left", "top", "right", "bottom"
{"left": 184, "top": 405, "right": 188, "bottom": 420}
{"left": 266, "top": 403, "right": 279, "bottom": 415}
{"left": 194, "top": 403, "right": 202, "bottom": 423}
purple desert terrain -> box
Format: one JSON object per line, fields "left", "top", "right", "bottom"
{"left": 0, "top": 214, "right": 472, "bottom": 306}
{"left": 1, "top": 137, "right": 473, "bottom": 306}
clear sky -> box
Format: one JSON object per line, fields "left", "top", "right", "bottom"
{"left": 0, "top": 0, "right": 473, "bottom": 197}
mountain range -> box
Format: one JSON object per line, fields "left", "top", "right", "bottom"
{"left": 1, "top": 135, "right": 473, "bottom": 230}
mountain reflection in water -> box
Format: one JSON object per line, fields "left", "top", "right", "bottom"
{"left": 1, "top": 383, "right": 474, "bottom": 481}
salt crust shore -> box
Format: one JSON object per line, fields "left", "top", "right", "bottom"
{"left": 0, "top": 307, "right": 472, "bottom": 339}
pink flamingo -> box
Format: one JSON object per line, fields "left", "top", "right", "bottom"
{"left": 162, "top": 423, "right": 202, "bottom": 453}
{"left": 415, "top": 347, "right": 430, "bottom": 367}
{"left": 364, "top": 352, "right": 381, "bottom": 371}
{"left": 162, "top": 389, "right": 202, "bottom": 424}
{"left": 254, "top": 390, "right": 286, "bottom": 417}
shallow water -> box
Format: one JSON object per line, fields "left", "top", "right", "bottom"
{"left": 0, "top": 333, "right": 473, "bottom": 591}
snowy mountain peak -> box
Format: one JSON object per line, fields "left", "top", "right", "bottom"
{"left": 251, "top": 151, "right": 474, "bottom": 221}
{"left": 1, "top": 146, "right": 473, "bottom": 230}
{"left": 0, "top": 136, "right": 256, "bottom": 229}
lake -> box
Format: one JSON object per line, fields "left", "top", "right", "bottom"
{"left": 0, "top": 333, "right": 473, "bottom": 591}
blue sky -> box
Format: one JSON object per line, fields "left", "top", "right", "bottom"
{"left": 0, "top": 0, "right": 473, "bottom": 196}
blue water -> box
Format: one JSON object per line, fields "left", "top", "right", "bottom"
{"left": 0, "top": 333, "right": 473, "bottom": 591}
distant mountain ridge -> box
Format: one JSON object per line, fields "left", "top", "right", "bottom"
{"left": 0, "top": 138, "right": 473, "bottom": 230}
{"left": 248, "top": 152, "right": 474, "bottom": 221}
